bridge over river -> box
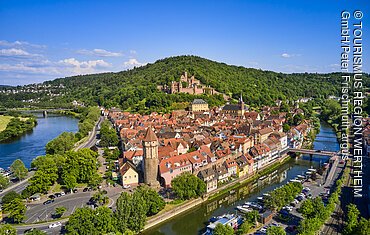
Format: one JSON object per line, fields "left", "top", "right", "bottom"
{"left": 288, "top": 148, "right": 339, "bottom": 160}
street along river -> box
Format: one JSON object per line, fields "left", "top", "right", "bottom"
{"left": 143, "top": 122, "right": 339, "bottom": 235}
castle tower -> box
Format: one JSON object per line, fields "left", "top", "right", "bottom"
{"left": 142, "top": 127, "right": 160, "bottom": 187}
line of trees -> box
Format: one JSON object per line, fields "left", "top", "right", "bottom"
{"left": 65, "top": 186, "right": 165, "bottom": 234}
{"left": 22, "top": 148, "right": 101, "bottom": 198}
{"left": 343, "top": 203, "right": 370, "bottom": 235}
{"left": 264, "top": 182, "right": 303, "bottom": 210}
{"left": 297, "top": 167, "right": 349, "bottom": 235}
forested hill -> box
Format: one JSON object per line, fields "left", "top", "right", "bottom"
{"left": 2, "top": 55, "right": 369, "bottom": 113}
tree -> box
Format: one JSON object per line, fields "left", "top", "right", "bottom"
{"left": 1, "top": 191, "right": 21, "bottom": 204}
{"left": 62, "top": 173, "right": 77, "bottom": 192}
{"left": 344, "top": 204, "right": 360, "bottom": 235}
{"left": 45, "top": 132, "right": 75, "bottom": 154}
{"left": 10, "top": 159, "right": 28, "bottom": 180}
{"left": 65, "top": 207, "right": 116, "bottom": 235}
{"left": 3, "top": 198, "right": 26, "bottom": 223}
{"left": 135, "top": 186, "right": 165, "bottom": 216}
{"left": 54, "top": 206, "right": 67, "bottom": 218}
{"left": 353, "top": 217, "right": 370, "bottom": 235}
{"left": 99, "top": 120, "right": 119, "bottom": 147}
{"left": 171, "top": 172, "right": 206, "bottom": 200}
{"left": 115, "top": 192, "right": 147, "bottom": 233}
{"left": 213, "top": 223, "right": 234, "bottom": 235}
{"left": 91, "top": 190, "right": 109, "bottom": 206}
{"left": 266, "top": 226, "right": 286, "bottom": 235}
{"left": 237, "top": 222, "right": 251, "bottom": 235}
{"left": 244, "top": 210, "right": 259, "bottom": 226}
{"left": 0, "top": 224, "right": 16, "bottom": 235}
{"left": 24, "top": 229, "right": 47, "bottom": 235}
{"left": 0, "top": 174, "right": 9, "bottom": 190}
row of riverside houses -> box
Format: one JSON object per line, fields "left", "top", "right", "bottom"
{"left": 103, "top": 98, "right": 310, "bottom": 193}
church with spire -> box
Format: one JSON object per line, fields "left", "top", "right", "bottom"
{"left": 142, "top": 126, "right": 161, "bottom": 188}
{"left": 221, "top": 94, "right": 247, "bottom": 116}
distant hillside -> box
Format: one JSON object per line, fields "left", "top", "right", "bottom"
{"left": 1, "top": 55, "right": 369, "bottom": 112}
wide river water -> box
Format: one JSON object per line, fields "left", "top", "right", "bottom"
{"left": 143, "top": 122, "right": 340, "bottom": 235}
{"left": 0, "top": 113, "right": 78, "bottom": 169}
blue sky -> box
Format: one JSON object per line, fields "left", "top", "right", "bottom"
{"left": 0, "top": 0, "right": 369, "bottom": 85}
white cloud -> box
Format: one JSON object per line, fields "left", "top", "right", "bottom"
{"left": 58, "top": 58, "right": 111, "bottom": 74}
{"left": 0, "top": 40, "right": 46, "bottom": 49}
{"left": 0, "top": 58, "right": 112, "bottom": 79}
{"left": 123, "top": 58, "right": 146, "bottom": 68}
{"left": 0, "top": 48, "right": 31, "bottom": 56}
{"left": 281, "top": 53, "right": 301, "bottom": 58}
{"left": 76, "top": 48, "right": 123, "bottom": 57}
{"left": 129, "top": 50, "right": 137, "bottom": 55}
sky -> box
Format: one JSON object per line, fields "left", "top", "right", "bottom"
{"left": 0, "top": 0, "right": 369, "bottom": 85}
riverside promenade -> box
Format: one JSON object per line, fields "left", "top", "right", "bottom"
{"left": 143, "top": 154, "right": 291, "bottom": 231}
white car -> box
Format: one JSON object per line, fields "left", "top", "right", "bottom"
{"left": 123, "top": 185, "right": 131, "bottom": 189}
{"left": 48, "top": 222, "right": 62, "bottom": 228}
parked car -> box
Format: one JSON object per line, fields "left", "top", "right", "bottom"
{"left": 55, "top": 193, "right": 62, "bottom": 197}
{"left": 49, "top": 222, "right": 62, "bottom": 228}
{"left": 43, "top": 199, "right": 54, "bottom": 205}
{"left": 60, "top": 191, "right": 65, "bottom": 196}
{"left": 73, "top": 189, "right": 78, "bottom": 193}
{"left": 49, "top": 194, "right": 56, "bottom": 199}
{"left": 83, "top": 187, "right": 89, "bottom": 192}
{"left": 123, "top": 185, "right": 131, "bottom": 189}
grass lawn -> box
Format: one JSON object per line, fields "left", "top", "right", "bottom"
{"left": 0, "top": 115, "right": 13, "bottom": 132}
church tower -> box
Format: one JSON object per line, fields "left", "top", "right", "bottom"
{"left": 142, "top": 127, "right": 160, "bottom": 187}
{"left": 239, "top": 93, "right": 245, "bottom": 116}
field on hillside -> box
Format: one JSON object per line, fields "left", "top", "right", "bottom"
{"left": 0, "top": 115, "right": 13, "bottom": 132}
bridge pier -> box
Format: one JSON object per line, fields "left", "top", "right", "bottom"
{"left": 309, "top": 154, "right": 313, "bottom": 161}
{"left": 43, "top": 110, "right": 47, "bottom": 117}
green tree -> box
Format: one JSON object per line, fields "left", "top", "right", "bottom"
{"left": 344, "top": 204, "right": 360, "bottom": 235}
{"left": 91, "top": 190, "right": 109, "bottom": 206}
{"left": 24, "top": 229, "right": 47, "bottom": 235}
{"left": 135, "top": 186, "right": 165, "bottom": 216}
{"left": 213, "top": 223, "right": 234, "bottom": 235}
{"left": 54, "top": 206, "right": 67, "bottom": 218}
{"left": 99, "top": 120, "right": 119, "bottom": 147}
{"left": 45, "top": 132, "right": 76, "bottom": 154}
{"left": 65, "top": 207, "right": 116, "bottom": 235}
{"left": 171, "top": 172, "right": 206, "bottom": 200}
{"left": 0, "top": 173, "right": 10, "bottom": 190}
{"left": 237, "top": 222, "right": 251, "bottom": 235}
{"left": 1, "top": 191, "right": 21, "bottom": 204}
{"left": 267, "top": 226, "right": 286, "bottom": 235}
{"left": 62, "top": 173, "right": 77, "bottom": 192}
{"left": 10, "top": 159, "right": 28, "bottom": 180}
{"left": 353, "top": 217, "right": 370, "bottom": 235}
{"left": 0, "top": 224, "right": 16, "bottom": 235}
{"left": 3, "top": 198, "right": 26, "bottom": 223}
{"left": 115, "top": 192, "right": 147, "bottom": 233}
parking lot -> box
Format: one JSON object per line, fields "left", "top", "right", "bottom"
{"left": 254, "top": 158, "right": 343, "bottom": 234}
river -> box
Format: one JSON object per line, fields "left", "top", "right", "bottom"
{"left": 143, "top": 122, "right": 340, "bottom": 235}
{"left": 0, "top": 113, "right": 79, "bottom": 169}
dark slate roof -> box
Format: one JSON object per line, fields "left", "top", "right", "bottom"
{"left": 192, "top": 99, "right": 207, "bottom": 104}
{"left": 222, "top": 104, "right": 241, "bottom": 111}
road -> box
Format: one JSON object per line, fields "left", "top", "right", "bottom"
{"left": 75, "top": 116, "right": 104, "bottom": 150}
{"left": 0, "top": 171, "right": 35, "bottom": 197}
{"left": 24, "top": 192, "right": 93, "bottom": 223}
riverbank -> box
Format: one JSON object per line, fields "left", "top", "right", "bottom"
{"left": 143, "top": 154, "right": 292, "bottom": 232}
{"left": 0, "top": 115, "right": 37, "bottom": 142}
